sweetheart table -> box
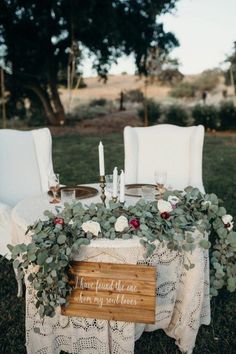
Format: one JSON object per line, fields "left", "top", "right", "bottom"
{"left": 11, "top": 184, "right": 211, "bottom": 354}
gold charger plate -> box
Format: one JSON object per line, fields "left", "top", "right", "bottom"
{"left": 125, "top": 184, "right": 156, "bottom": 197}
{"left": 48, "top": 186, "right": 98, "bottom": 199}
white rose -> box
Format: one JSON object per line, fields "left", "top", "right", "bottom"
{"left": 157, "top": 199, "right": 173, "bottom": 213}
{"left": 222, "top": 214, "right": 233, "bottom": 224}
{"left": 82, "top": 220, "right": 101, "bottom": 236}
{"left": 222, "top": 214, "right": 234, "bottom": 231}
{"left": 168, "top": 195, "right": 180, "bottom": 206}
{"left": 115, "top": 215, "right": 129, "bottom": 232}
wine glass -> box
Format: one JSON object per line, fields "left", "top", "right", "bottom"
{"left": 105, "top": 174, "right": 120, "bottom": 198}
{"left": 154, "top": 170, "right": 167, "bottom": 198}
{"left": 105, "top": 174, "right": 113, "bottom": 195}
{"left": 48, "top": 173, "right": 60, "bottom": 204}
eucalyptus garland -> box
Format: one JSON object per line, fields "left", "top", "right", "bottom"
{"left": 8, "top": 186, "right": 236, "bottom": 318}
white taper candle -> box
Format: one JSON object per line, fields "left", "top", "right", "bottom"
{"left": 112, "top": 167, "right": 118, "bottom": 198}
{"left": 119, "top": 170, "right": 125, "bottom": 203}
{"left": 98, "top": 141, "right": 105, "bottom": 176}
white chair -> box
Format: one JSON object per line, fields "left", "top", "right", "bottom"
{"left": 124, "top": 124, "right": 205, "bottom": 193}
{"left": 0, "top": 128, "right": 54, "bottom": 258}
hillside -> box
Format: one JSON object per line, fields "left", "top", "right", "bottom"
{"left": 60, "top": 74, "right": 170, "bottom": 109}
{"left": 60, "top": 74, "right": 234, "bottom": 111}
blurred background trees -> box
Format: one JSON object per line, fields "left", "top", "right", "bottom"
{"left": 0, "top": 0, "right": 178, "bottom": 125}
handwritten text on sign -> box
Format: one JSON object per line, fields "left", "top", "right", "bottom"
{"left": 61, "top": 261, "right": 156, "bottom": 324}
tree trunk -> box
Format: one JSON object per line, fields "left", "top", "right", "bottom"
{"left": 143, "top": 80, "right": 148, "bottom": 127}
{"left": 25, "top": 82, "right": 60, "bottom": 125}
{"left": 49, "top": 81, "right": 66, "bottom": 125}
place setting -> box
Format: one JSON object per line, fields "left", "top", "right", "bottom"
{"left": 125, "top": 170, "right": 168, "bottom": 200}
{"left": 48, "top": 173, "right": 99, "bottom": 204}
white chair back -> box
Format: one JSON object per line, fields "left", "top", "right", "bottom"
{"left": 0, "top": 128, "right": 54, "bottom": 207}
{"left": 124, "top": 124, "right": 205, "bottom": 193}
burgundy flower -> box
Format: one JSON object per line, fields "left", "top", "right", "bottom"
{"left": 53, "top": 217, "right": 64, "bottom": 225}
{"left": 161, "top": 212, "right": 170, "bottom": 220}
{"left": 129, "top": 218, "right": 140, "bottom": 229}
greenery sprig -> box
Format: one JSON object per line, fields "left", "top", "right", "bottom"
{"left": 8, "top": 187, "right": 236, "bottom": 318}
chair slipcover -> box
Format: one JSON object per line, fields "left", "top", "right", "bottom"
{"left": 0, "top": 128, "right": 54, "bottom": 258}
{"left": 0, "top": 201, "right": 11, "bottom": 258}
{"left": 124, "top": 124, "right": 205, "bottom": 193}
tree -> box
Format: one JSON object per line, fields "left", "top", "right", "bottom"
{"left": 0, "top": 0, "right": 179, "bottom": 125}
{"left": 224, "top": 41, "right": 236, "bottom": 99}
{"left": 140, "top": 47, "right": 181, "bottom": 126}
{"left": 157, "top": 58, "right": 184, "bottom": 86}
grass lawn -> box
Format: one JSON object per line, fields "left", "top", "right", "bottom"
{"left": 0, "top": 133, "right": 235, "bottom": 354}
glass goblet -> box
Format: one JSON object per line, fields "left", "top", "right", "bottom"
{"left": 48, "top": 173, "right": 60, "bottom": 204}
{"left": 105, "top": 174, "right": 113, "bottom": 195}
{"left": 154, "top": 170, "right": 167, "bottom": 198}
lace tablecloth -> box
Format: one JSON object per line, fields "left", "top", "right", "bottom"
{"left": 11, "top": 185, "right": 211, "bottom": 354}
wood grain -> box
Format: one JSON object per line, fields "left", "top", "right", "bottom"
{"left": 62, "top": 261, "right": 156, "bottom": 324}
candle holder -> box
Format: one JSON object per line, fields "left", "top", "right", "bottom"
{"left": 99, "top": 175, "right": 106, "bottom": 205}
{"left": 112, "top": 196, "right": 118, "bottom": 203}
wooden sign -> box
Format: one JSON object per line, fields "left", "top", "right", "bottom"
{"left": 61, "top": 261, "right": 156, "bottom": 324}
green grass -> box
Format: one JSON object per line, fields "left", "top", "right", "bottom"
{"left": 0, "top": 133, "right": 236, "bottom": 354}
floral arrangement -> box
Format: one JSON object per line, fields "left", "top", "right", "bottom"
{"left": 8, "top": 186, "right": 236, "bottom": 318}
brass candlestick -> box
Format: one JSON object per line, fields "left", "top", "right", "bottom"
{"left": 99, "top": 175, "right": 106, "bottom": 205}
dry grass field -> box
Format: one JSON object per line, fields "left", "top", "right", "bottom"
{"left": 60, "top": 74, "right": 171, "bottom": 107}
{"left": 60, "top": 74, "right": 234, "bottom": 109}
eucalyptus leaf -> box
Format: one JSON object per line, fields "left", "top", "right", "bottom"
{"left": 108, "top": 216, "right": 116, "bottom": 223}
{"left": 209, "top": 205, "right": 218, "bottom": 214}
{"left": 13, "top": 259, "right": 20, "bottom": 268}
{"left": 227, "top": 277, "right": 236, "bottom": 292}
{"left": 199, "top": 239, "right": 211, "bottom": 249}
{"left": 34, "top": 221, "right": 43, "bottom": 233}
{"left": 208, "top": 193, "right": 218, "bottom": 205}
{"left": 37, "top": 251, "right": 48, "bottom": 265}
{"left": 7, "top": 244, "right": 14, "bottom": 252}
{"left": 57, "top": 235, "right": 67, "bottom": 244}
{"left": 28, "top": 253, "right": 37, "bottom": 262}
{"left": 218, "top": 207, "right": 226, "bottom": 217}
{"left": 140, "top": 224, "right": 149, "bottom": 231}
{"left": 228, "top": 232, "right": 236, "bottom": 246}
{"left": 44, "top": 210, "right": 55, "bottom": 219}
{"left": 217, "top": 227, "right": 228, "bottom": 239}
{"left": 46, "top": 276, "right": 53, "bottom": 285}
